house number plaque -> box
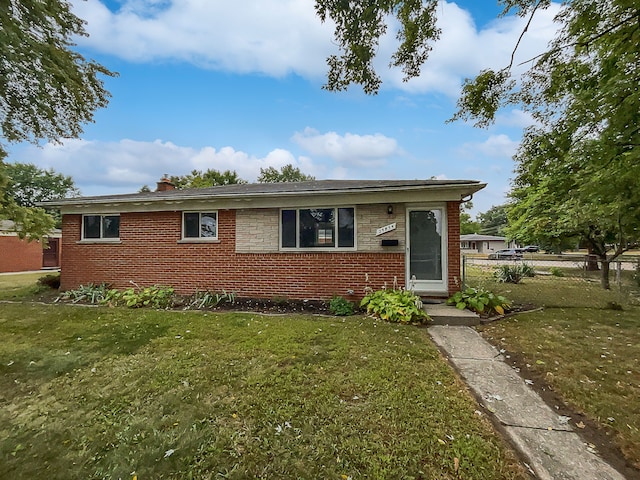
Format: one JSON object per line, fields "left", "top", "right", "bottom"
{"left": 375, "top": 223, "right": 397, "bottom": 236}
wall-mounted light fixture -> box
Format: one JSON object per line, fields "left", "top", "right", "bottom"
{"left": 387, "top": 205, "right": 393, "bottom": 215}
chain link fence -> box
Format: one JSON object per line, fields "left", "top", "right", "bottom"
{"left": 462, "top": 253, "right": 640, "bottom": 290}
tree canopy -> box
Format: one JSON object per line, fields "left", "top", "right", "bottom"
{"left": 477, "top": 205, "right": 509, "bottom": 237}
{"left": 3, "top": 162, "right": 79, "bottom": 229}
{"left": 0, "top": 0, "right": 115, "bottom": 158}
{"left": 257, "top": 164, "right": 316, "bottom": 183}
{"left": 504, "top": 0, "right": 639, "bottom": 288}
{"left": 460, "top": 202, "right": 480, "bottom": 235}
{"left": 317, "top": 0, "right": 639, "bottom": 288}
{"left": 0, "top": 0, "right": 115, "bottom": 238}
{"left": 170, "top": 169, "right": 246, "bottom": 189}
{"left": 4, "top": 163, "right": 79, "bottom": 208}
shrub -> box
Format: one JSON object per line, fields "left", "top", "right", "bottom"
{"left": 55, "top": 283, "right": 111, "bottom": 304}
{"left": 329, "top": 295, "right": 354, "bottom": 316}
{"left": 360, "top": 289, "right": 430, "bottom": 325}
{"left": 111, "top": 285, "right": 175, "bottom": 309}
{"left": 447, "top": 287, "right": 510, "bottom": 316}
{"left": 493, "top": 263, "right": 535, "bottom": 284}
{"left": 549, "top": 266, "right": 565, "bottom": 277}
{"left": 38, "top": 273, "right": 60, "bottom": 289}
{"left": 633, "top": 263, "right": 640, "bottom": 286}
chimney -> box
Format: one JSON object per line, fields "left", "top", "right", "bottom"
{"left": 156, "top": 176, "right": 175, "bottom": 192}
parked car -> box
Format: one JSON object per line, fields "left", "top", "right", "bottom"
{"left": 488, "top": 249, "right": 523, "bottom": 260}
{"left": 521, "top": 245, "right": 540, "bottom": 252}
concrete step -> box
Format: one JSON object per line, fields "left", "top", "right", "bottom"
{"left": 424, "top": 303, "right": 480, "bottom": 326}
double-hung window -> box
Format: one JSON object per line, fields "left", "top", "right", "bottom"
{"left": 183, "top": 212, "right": 218, "bottom": 240}
{"left": 82, "top": 215, "right": 120, "bottom": 240}
{"left": 281, "top": 207, "right": 355, "bottom": 249}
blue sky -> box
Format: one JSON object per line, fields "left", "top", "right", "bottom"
{"left": 8, "top": 0, "right": 561, "bottom": 215}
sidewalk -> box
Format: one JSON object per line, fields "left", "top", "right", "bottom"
{"left": 428, "top": 325, "right": 627, "bottom": 480}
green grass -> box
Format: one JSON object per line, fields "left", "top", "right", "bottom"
{"left": 0, "top": 277, "right": 525, "bottom": 479}
{"left": 0, "top": 272, "right": 52, "bottom": 300}
{"left": 476, "top": 276, "right": 640, "bottom": 469}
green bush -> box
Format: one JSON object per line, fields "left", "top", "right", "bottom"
{"left": 329, "top": 295, "right": 354, "bottom": 316}
{"left": 447, "top": 287, "right": 510, "bottom": 316}
{"left": 493, "top": 263, "right": 535, "bottom": 284}
{"left": 55, "top": 283, "right": 111, "bottom": 304}
{"left": 360, "top": 289, "right": 430, "bottom": 325}
{"left": 111, "top": 285, "right": 175, "bottom": 309}
{"left": 37, "top": 273, "right": 60, "bottom": 289}
{"left": 549, "top": 266, "right": 565, "bottom": 277}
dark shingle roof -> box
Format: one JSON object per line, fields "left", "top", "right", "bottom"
{"left": 42, "top": 179, "right": 485, "bottom": 207}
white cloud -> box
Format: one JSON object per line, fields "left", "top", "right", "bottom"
{"left": 458, "top": 134, "right": 519, "bottom": 159}
{"left": 72, "top": 0, "right": 561, "bottom": 96}
{"left": 291, "top": 127, "right": 400, "bottom": 166}
{"left": 72, "top": 0, "right": 336, "bottom": 78}
{"left": 494, "top": 109, "right": 538, "bottom": 129}
{"left": 12, "top": 139, "right": 318, "bottom": 195}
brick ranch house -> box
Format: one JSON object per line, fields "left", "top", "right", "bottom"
{"left": 0, "top": 220, "right": 61, "bottom": 273}
{"left": 44, "top": 179, "right": 485, "bottom": 301}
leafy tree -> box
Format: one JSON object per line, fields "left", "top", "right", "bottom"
{"left": 257, "top": 164, "right": 315, "bottom": 183}
{"left": 4, "top": 162, "right": 79, "bottom": 228}
{"left": 477, "top": 205, "right": 509, "bottom": 237}
{"left": 0, "top": 159, "right": 54, "bottom": 239}
{"left": 5, "top": 163, "right": 79, "bottom": 208}
{"left": 315, "top": 0, "right": 440, "bottom": 94}
{"left": 503, "top": 0, "right": 640, "bottom": 289}
{"left": 169, "top": 169, "right": 246, "bottom": 189}
{"left": 0, "top": 0, "right": 115, "bottom": 238}
{"left": 316, "top": 1, "right": 639, "bottom": 288}
{"left": 460, "top": 202, "right": 480, "bottom": 235}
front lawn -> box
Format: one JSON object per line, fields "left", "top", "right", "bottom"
{"left": 0, "top": 299, "right": 525, "bottom": 479}
{"left": 477, "top": 276, "right": 640, "bottom": 471}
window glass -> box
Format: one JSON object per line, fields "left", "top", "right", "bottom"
{"left": 337, "top": 208, "right": 355, "bottom": 247}
{"left": 83, "top": 214, "right": 119, "bottom": 239}
{"left": 299, "top": 208, "right": 335, "bottom": 248}
{"left": 184, "top": 212, "right": 218, "bottom": 239}
{"left": 281, "top": 210, "right": 297, "bottom": 248}
{"left": 200, "top": 213, "right": 217, "bottom": 238}
{"left": 184, "top": 213, "right": 200, "bottom": 238}
{"left": 83, "top": 215, "right": 101, "bottom": 239}
{"left": 281, "top": 207, "right": 354, "bottom": 249}
{"left": 102, "top": 216, "right": 120, "bottom": 238}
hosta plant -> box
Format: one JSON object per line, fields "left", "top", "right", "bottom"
{"left": 106, "top": 285, "right": 176, "bottom": 309}
{"left": 360, "top": 289, "right": 430, "bottom": 325}
{"left": 447, "top": 287, "right": 510, "bottom": 316}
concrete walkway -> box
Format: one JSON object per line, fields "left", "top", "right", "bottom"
{"left": 429, "top": 325, "right": 627, "bottom": 480}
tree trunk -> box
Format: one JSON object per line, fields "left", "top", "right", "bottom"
{"left": 585, "top": 246, "right": 599, "bottom": 271}
{"left": 600, "top": 258, "right": 611, "bottom": 290}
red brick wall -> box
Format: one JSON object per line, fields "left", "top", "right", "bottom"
{"left": 61, "top": 204, "right": 463, "bottom": 300}
{"left": 0, "top": 236, "right": 43, "bottom": 272}
{"left": 447, "top": 201, "right": 462, "bottom": 294}
{"left": 60, "top": 211, "right": 405, "bottom": 300}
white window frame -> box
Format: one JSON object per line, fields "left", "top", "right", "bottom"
{"left": 81, "top": 214, "right": 120, "bottom": 241}
{"left": 279, "top": 206, "right": 357, "bottom": 251}
{"left": 182, "top": 211, "right": 219, "bottom": 241}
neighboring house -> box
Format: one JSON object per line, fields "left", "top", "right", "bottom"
{"left": 460, "top": 234, "right": 514, "bottom": 254}
{"left": 43, "top": 179, "right": 485, "bottom": 300}
{"left": 0, "top": 220, "right": 61, "bottom": 273}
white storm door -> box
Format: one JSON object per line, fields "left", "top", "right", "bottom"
{"left": 406, "top": 207, "right": 447, "bottom": 294}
